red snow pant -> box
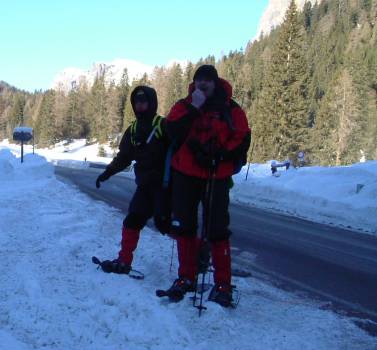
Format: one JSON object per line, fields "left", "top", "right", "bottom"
{"left": 118, "top": 227, "right": 140, "bottom": 265}
{"left": 171, "top": 171, "right": 232, "bottom": 285}
{"left": 176, "top": 236, "right": 231, "bottom": 285}
{"left": 118, "top": 184, "right": 169, "bottom": 265}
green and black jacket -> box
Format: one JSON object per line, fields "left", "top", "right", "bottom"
{"left": 104, "top": 86, "right": 170, "bottom": 187}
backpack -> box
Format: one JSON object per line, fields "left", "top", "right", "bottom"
{"left": 130, "top": 115, "right": 164, "bottom": 147}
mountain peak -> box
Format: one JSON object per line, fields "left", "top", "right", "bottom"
{"left": 51, "top": 59, "right": 154, "bottom": 92}
{"left": 256, "top": 0, "right": 322, "bottom": 39}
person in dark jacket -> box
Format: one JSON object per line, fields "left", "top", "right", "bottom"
{"left": 95, "top": 85, "right": 170, "bottom": 274}
{"left": 161, "top": 65, "right": 251, "bottom": 306}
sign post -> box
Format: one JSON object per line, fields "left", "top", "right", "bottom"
{"left": 297, "top": 151, "right": 305, "bottom": 167}
{"left": 13, "top": 126, "right": 33, "bottom": 163}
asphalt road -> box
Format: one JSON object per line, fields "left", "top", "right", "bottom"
{"left": 55, "top": 165, "right": 377, "bottom": 330}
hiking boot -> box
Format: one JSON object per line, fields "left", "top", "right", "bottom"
{"left": 166, "top": 278, "right": 195, "bottom": 302}
{"left": 100, "top": 259, "right": 131, "bottom": 274}
{"left": 208, "top": 283, "right": 233, "bottom": 307}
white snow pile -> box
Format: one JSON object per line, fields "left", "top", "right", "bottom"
{"left": 0, "top": 149, "right": 54, "bottom": 182}
{"left": 232, "top": 162, "right": 377, "bottom": 234}
{"left": 0, "top": 147, "right": 376, "bottom": 349}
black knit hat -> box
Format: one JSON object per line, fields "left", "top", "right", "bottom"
{"left": 193, "top": 65, "right": 219, "bottom": 82}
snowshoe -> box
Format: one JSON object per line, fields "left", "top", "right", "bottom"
{"left": 156, "top": 278, "right": 195, "bottom": 302}
{"left": 208, "top": 283, "right": 239, "bottom": 308}
{"left": 100, "top": 259, "right": 131, "bottom": 274}
{"left": 92, "top": 256, "right": 144, "bottom": 280}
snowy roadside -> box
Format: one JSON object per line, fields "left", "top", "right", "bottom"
{"left": 1, "top": 139, "right": 377, "bottom": 236}
{"left": 0, "top": 149, "right": 376, "bottom": 349}
{"left": 231, "top": 162, "right": 377, "bottom": 235}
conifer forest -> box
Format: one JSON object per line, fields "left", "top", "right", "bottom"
{"left": 1, "top": 0, "right": 376, "bottom": 165}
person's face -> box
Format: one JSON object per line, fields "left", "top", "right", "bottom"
{"left": 134, "top": 100, "right": 149, "bottom": 113}
{"left": 194, "top": 78, "right": 216, "bottom": 97}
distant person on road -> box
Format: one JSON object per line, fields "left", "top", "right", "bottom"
{"left": 160, "top": 65, "right": 251, "bottom": 306}
{"left": 95, "top": 86, "right": 170, "bottom": 274}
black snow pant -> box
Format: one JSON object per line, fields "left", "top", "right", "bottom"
{"left": 170, "top": 170, "right": 231, "bottom": 242}
{"left": 123, "top": 184, "right": 171, "bottom": 235}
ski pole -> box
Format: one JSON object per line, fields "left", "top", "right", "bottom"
{"left": 169, "top": 238, "right": 175, "bottom": 273}
{"left": 194, "top": 159, "right": 216, "bottom": 316}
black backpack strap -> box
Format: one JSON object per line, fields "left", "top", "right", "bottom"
{"left": 130, "top": 120, "right": 137, "bottom": 146}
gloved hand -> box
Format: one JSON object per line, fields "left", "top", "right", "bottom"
{"left": 195, "top": 151, "right": 216, "bottom": 169}
{"left": 154, "top": 215, "right": 171, "bottom": 235}
{"left": 95, "top": 171, "right": 111, "bottom": 189}
{"left": 188, "top": 138, "right": 225, "bottom": 170}
{"left": 196, "top": 148, "right": 227, "bottom": 169}
{"left": 191, "top": 89, "right": 207, "bottom": 109}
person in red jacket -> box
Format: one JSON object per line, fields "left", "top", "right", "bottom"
{"left": 161, "top": 65, "right": 251, "bottom": 306}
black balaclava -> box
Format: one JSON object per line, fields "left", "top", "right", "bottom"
{"left": 130, "top": 86, "right": 158, "bottom": 145}
{"left": 130, "top": 86, "right": 158, "bottom": 119}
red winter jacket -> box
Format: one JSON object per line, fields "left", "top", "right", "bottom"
{"left": 166, "top": 78, "right": 251, "bottom": 179}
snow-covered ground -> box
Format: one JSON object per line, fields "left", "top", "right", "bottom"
{"left": 2, "top": 139, "right": 377, "bottom": 235}
{"left": 232, "top": 162, "right": 377, "bottom": 235}
{"left": 0, "top": 140, "right": 376, "bottom": 349}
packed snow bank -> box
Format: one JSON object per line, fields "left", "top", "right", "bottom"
{"left": 0, "top": 149, "right": 54, "bottom": 183}
{"left": 0, "top": 149, "right": 375, "bottom": 349}
{"left": 232, "top": 162, "right": 377, "bottom": 235}
{"left": 0, "top": 139, "right": 113, "bottom": 166}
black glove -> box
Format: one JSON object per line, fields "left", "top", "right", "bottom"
{"left": 187, "top": 139, "right": 215, "bottom": 169}
{"left": 154, "top": 188, "right": 172, "bottom": 235}
{"left": 190, "top": 142, "right": 225, "bottom": 170}
{"left": 195, "top": 151, "right": 216, "bottom": 169}
{"left": 95, "top": 171, "right": 111, "bottom": 189}
{"left": 154, "top": 215, "right": 171, "bottom": 235}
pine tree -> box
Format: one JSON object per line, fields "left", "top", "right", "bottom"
{"left": 218, "top": 50, "right": 245, "bottom": 103}
{"left": 303, "top": 1, "right": 313, "bottom": 32}
{"left": 0, "top": 92, "right": 7, "bottom": 138}
{"left": 183, "top": 62, "right": 194, "bottom": 92}
{"left": 53, "top": 90, "right": 67, "bottom": 141}
{"left": 136, "top": 73, "right": 150, "bottom": 86}
{"left": 8, "top": 93, "right": 26, "bottom": 129}
{"left": 122, "top": 79, "right": 145, "bottom": 132}
{"left": 151, "top": 66, "right": 168, "bottom": 115}
{"left": 312, "top": 68, "right": 365, "bottom": 165}
{"left": 65, "top": 88, "right": 80, "bottom": 141}
{"left": 34, "top": 90, "right": 57, "bottom": 146}
{"left": 88, "top": 74, "right": 109, "bottom": 143}
{"left": 164, "top": 64, "right": 184, "bottom": 115}
{"left": 116, "top": 68, "right": 130, "bottom": 132}
{"left": 106, "top": 81, "right": 122, "bottom": 137}
{"left": 254, "top": 0, "right": 310, "bottom": 163}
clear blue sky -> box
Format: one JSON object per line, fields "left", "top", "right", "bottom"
{"left": 1, "top": 0, "right": 268, "bottom": 92}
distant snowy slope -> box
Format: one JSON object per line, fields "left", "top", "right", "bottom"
{"left": 52, "top": 58, "right": 154, "bottom": 92}
{"left": 256, "top": 0, "right": 323, "bottom": 38}
{"left": 52, "top": 58, "right": 190, "bottom": 92}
